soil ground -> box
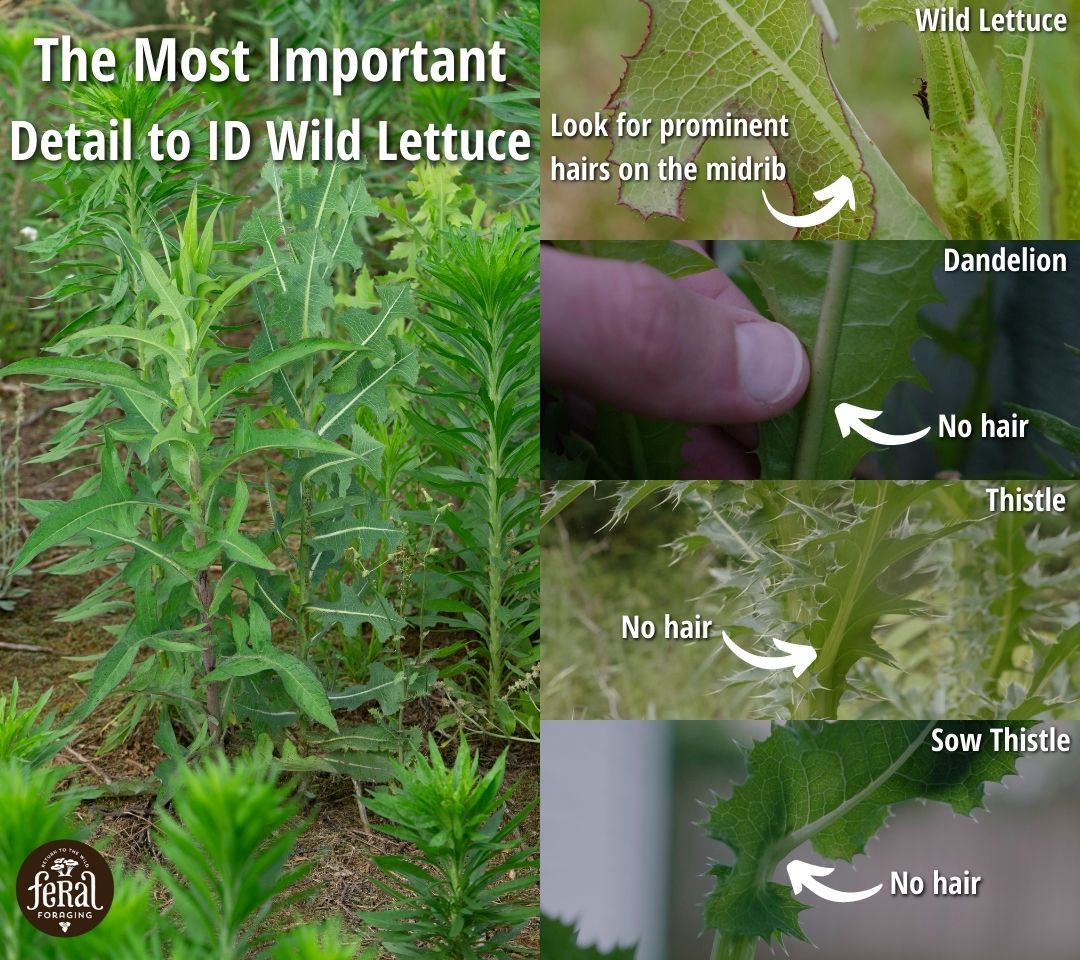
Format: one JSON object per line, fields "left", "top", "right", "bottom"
{"left": 0, "top": 382, "right": 540, "bottom": 952}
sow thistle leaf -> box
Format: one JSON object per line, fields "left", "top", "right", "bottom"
{"left": 316, "top": 349, "right": 419, "bottom": 437}
{"left": 309, "top": 501, "right": 400, "bottom": 559}
{"left": 540, "top": 915, "right": 637, "bottom": 960}
{"left": 609, "top": 0, "right": 934, "bottom": 238}
{"left": 274, "top": 233, "right": 335, "bottom": 341}
{"left": 338, "top": 282, "right": 415, "bottom": 366}
{"left": 238, "top": 210, "right": 287, "bottom": 290}
{"left": 705, "top": 721, "right": 1021, "bottom": 947}
{"left": 328, "top": 663, "right": 407, "bottom": 715}
{"left": 752, "top": 242, "right": 943, "bottom": 479}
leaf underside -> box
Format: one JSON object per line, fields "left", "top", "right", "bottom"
{"left": 752, "top": 241, "right": 943, "bottom": 479}
{"left": 610, "top": 0, "right": 877, "bottom": 238}
{"left": 705, "top": 721, "right": 1022, "bottom": 947}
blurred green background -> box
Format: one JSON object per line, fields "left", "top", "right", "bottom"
{"left": 540, "top": 0, "right": 1013, "bottom": 238}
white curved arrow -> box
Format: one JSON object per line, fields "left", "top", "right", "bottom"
{"left": 763, "top": 175, "right": 856, "bottom": 228}
{"left": 787, "top": 860, "right": 882, "bottom": 903}
{"left": 721, "top": 631, "right": 817, "bottom": 678}
{"left": 835, "top": 402, "right": 932, "bottom": 446}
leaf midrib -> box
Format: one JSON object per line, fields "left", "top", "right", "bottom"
{"left": 1008, "top": 33, "right": 1035, "bottom": 233}
{"left": 714, "top": 0, "right": 859, "bottom": 167}
{"left": 762, "top": 719, "right": 936, "bottom": 873}
{"left": 817, "top": 484, "right": 887, "bottom": 699}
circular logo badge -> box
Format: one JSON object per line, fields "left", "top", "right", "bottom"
{"left": 16, "top": 839, "right": 114, "bottom": 937}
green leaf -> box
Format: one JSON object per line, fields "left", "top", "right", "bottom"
{"left": 0, "top": 356, "right": 169, "bottom": 405}
{"left": 338, "top": 283, "right": 415, "bottom": 365}
{"left": 540, "top": 915, "right": 636, "bottom": 960}
{"left": 309, "top": 504, "right": 400, "bottom": 558}
{"left": 610, "top": 0, "right": 880, "bottom": 237}
{"left": 540, "top": 482, "right": 598, "bottom": 527}
{"left": 858, "top": 0, "right": 1012, "bottom": 238}
{"left": 705, "top": 721, "right": 1021, "bottom": 948}
{"left": 10, "top": 489, "right": 149, "bottom": 572}
{"left": 1035, "top": 0, "right": 1080, "bottom": 238}
{"left": 306, "top": 587, "right": 405, "bottom": 642}
{"left": 552, "top": 241, "right": 715, "bottom": 279}
{"left": 1010, "top": 403, "right": 1080, "bottom": 455}
{"left": 206, "top": 651, "right": 337, "bottom": 731}
{"left": 994, "top": 0, "right": 1040, "bottom": 239}
{"left": 327, "top": 667, "right": 407, "bottom": 715}
{"left": 798, "top": 483, "right": 973, "bottom": 716}
{"left": 316, "top": 350, "right": 418, "bottom": 437}
{"left": 210, "top": 338, "right": 356, "bottom": 413}
{"left": 226, "top": 478, "right": 249, "bottom": 535}
{"left": 73, "top": 630, "right": 143, "bottom": 721}
{"left": 220, "top": 532, "right": 277, "bottom": 571}
{"left": 1028, "top": 623, "right": 1080, "bottom": 701}
{"left": 139, "top": 249, "right": 194, "bottom": 328}
{"left": 752, "top": 242, "right": 943, "bottom": 479}
{"left": 839, "top": 95, "right": 944, "bottom": 240}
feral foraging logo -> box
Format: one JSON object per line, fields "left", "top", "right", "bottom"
{"left": 16, "top": 840, "right": 114, "bottom": 936}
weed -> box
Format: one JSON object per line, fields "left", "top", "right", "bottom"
{"left": 363, "top": 735, "right": 538, "bottom": 959}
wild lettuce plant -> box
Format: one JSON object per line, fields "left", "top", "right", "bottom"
{"left": 0, "top": 168, "right": 413, "bottom": 772}
{"left": 363, "top": 736, "right": 538, "bottom": 959}
{"left": 22, "top": 70, "right": 214, "bottom": 336}
{"left": 412, "top": 228, "right": 540, "bottom": 736}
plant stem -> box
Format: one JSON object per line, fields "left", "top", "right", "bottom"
{"left": 792, "top": 241, "right": 856, "bottom": 479}
{"left": 710, "top": 932, "right": 756, "bottom": 960}
{"left": 622, "top": 412, "right": 648, "bottom": 479}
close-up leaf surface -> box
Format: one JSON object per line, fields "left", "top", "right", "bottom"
{"left": 609, "top": 0, "right": 876, "bottom": 237}
{"left": 705, "top": 721, "right": 1022, "bottom": 952}
{"left": 751, "top": 241, "right": 943, "bottom": 479}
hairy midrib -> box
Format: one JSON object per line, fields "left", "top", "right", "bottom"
{"left": 714, "top": 0, "right": 860, "bottom": 167}
{"left": 755, "top": 719, "right": 937, "bottom": 885}
{"left": 1007, "top": 33, "right": 1036, "bottom": 233}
